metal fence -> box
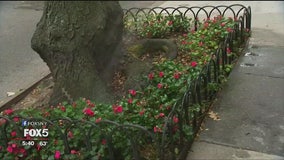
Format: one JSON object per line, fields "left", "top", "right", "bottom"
{"left": 0, "top": 4, "right": 251, "bottom": 160}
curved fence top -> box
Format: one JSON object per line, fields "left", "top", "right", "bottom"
{"left": 123, "top": 4, "right": 251, "bottom": 21}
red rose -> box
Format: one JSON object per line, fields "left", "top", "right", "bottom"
{"left": 204, "top": 22, "right": 209, "bottom": 28}
{"left": 173, "top": 73, "right": 180, "bottom": 79}
{"left": 139, "top": 110, "right": 145, "bottom": 116}
{"left": 13, "top": 117, "right": 20, "bottom": 122}
{"left": 159, "top": 72, "right": 164, "bottom": 77}
{"left": 83, "top": 108, "right": 95, "bottom": 117}
{"left": 191, "top": 61, "right": 198, "bottom": 67}
{"left": 101, "top": 139, "right": 107, "bottom": 145}
{"left": 95, "top": 117, "right": 102, "bottom": 123}
{"left": 10, "top": 131, "right": 17, "bottom": 137}
{"left": 68, "top": 131, "right": 73, "bottom": 138}
{"left": 7, "top": 146, "right": 13, "bottom": 153}
{"left": 220, "top": 22, "right": 226, "bottom": 27}
{"left": 71, "top": 150, "right": 77, "bottom": 154}
{"left": 60, "top": 106, "right": 66, "bottom": 112}
{"left": 168, "top": 21, "right": 173, "bottom": 26}
{"left": 113, "top": 105, "right": 123, "bottom": 114}
{"left": 157, "top": 83, "right": 163, "bottom": 89}
{"left": 128, "top": 89, "right": 136, "bottom": 96}
{"left": 226, "top": 27, "right": 233, "bottom": 32}
{"left": 4, "top": 109, "right": 13, "bottom": 115}
{"left": 154, "top": 126, "right": 162, "bottom": 133}
{"left": 159, "top": 113, "right": 165, "bottom": 118}
{"left": 148, "top": 73, "right": 154, "bottom": 80}
{"left": 54, "top": 150, "right": 61, "bottom": 159}
{"left": 128, "top": 98, "right": 133, "bottom": 104}
{"left": 226, "top": 47, "right": 231, "bottom": 54}
{"left": 173, "top": 116, "right": 179, "bottom": 123}
{"left": 11, "top": 143, "right": 17, "bottom": 148}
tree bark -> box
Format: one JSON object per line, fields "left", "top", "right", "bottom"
{"left": 31, "top": 1, "right": 124, "bottom": 105}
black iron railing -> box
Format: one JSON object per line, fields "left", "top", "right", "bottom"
{"left": 0, "top": 4, "right": 251, "bottom": 160}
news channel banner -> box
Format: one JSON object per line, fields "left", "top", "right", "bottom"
{"left": 19, "top": 120, "right": 49, "bottom": 147}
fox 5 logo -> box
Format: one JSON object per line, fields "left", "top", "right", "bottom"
{"left": 24, "top": 129, "right": 49, "bottom": 137}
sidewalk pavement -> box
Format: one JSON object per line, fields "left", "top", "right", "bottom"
{"left": 186, "top": 33, "right": 284, "bottom": 159}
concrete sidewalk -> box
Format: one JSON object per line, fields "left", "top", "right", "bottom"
{"left": 186, "top": 31, "right": 284, "bottom": 159}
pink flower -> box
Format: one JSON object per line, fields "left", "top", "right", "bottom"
{"left": 173, "top": 116, "right": 179, "bottom": 123}
{"left": 183, "top": 33, "right": 188, "bottom": 37}
{"left": 0, "top": 118, "right": 6, "bottom": 126}
{"left": 83, "top": 108, "right": 94, "bottom": 117}
{"left": 191, "top": 61, "right": 198, "bottom": 67}
{"left": 68, "top": 131, "right": 73, "bottom": 138}
{"left": 159, "top": 72, "right": 164, "bottom": 77}
{"left": 204, "top": 22, "right": 209, "bottom": 28}
{"left": 4, "top": 109, "right": 13, "bottom": 115}
{"left": 234, "top": 17, "right": 238, "bottom": 21}
{"left": 148, "top": 73, "right": 154, "bottom": 80}
{"left": 20, "top": 148, "right": 26, "bottom": 154}
{"left": 128, "top": 89, "right": 136, "bottom": 96}
{"left": 113, "top": 105, "right": 123, "bottom": 114}
{"left": 86, "top": 99, "right": 91, "bottom": 104}
{"left": 173, "top": 73, "right": 180, "bottom": 79}
{"left": 60, "top": 106, "right": 66, "bottom": 112}
{"left": 159, "top": 113, "right": 165, "bottom": 118}
{"left": 13, "top": 117, "right": 20, "bottom": 122}
{"left": 95, "top": 117, "right": 102, "bottom": 123}
{"left": 86, "top": 100, "right": 95, "bottom": 107}
{"left": 36, "top": 144, "right": 41, "bottom": 151}
{"left": 227, "top": 47, "right": 231, "bottom": 54}
{"left": 101, "top": 139, "right": 107, "bottom": 145}
{"left": 128, "top": 98, "right": 133, "bottom": 104}
{"left": 168, "top": 21, "right": 173, "bottom": 26}
{"left": 181, "top": 40, "right": 187, "bottom": 45}
{"left": 226, "top": 27, "right": 233, "bottom": 32}
{"left": 154, "top": 126, "right": 162, "bottom": 133}
{"left": 139, "top": 110, "right": 145, "bottom": 116}
{"left": 71, "top": 150, "right": 77, "bottom": 154}
{"left": 220, "top": 22, "right": 226, "bottom": 27}
{"left": 157, "top": 83, "right": 163, "bottom": 89}
{"left": 54, "top": 150, "right": 61, "bottom": 159}
{"left": 198, "top": 41, "right": 203, "bottom": 47}
{"left": 10, "top": 131, "right": 17, "bottom": 137}
{"left": 7, "top": 146, "right": 13, "bottom": 153}
{"left": 11, "top": 144, "right": 17, "bottom": 148}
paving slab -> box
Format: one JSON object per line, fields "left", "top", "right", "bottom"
{"left": 187, "top": 141, "right": 284, "bottom": 160}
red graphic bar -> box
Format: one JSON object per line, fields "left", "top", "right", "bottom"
{"left": 10, "top": 137, "right": 49, "bottom": 141}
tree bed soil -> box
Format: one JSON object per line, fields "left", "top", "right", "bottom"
{"left": 11, "top": 76, "right": 54, "bottom": 111}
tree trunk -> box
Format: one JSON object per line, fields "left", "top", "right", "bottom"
{"left": 31, "top": 1, "right": 124, "bottom": 105}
